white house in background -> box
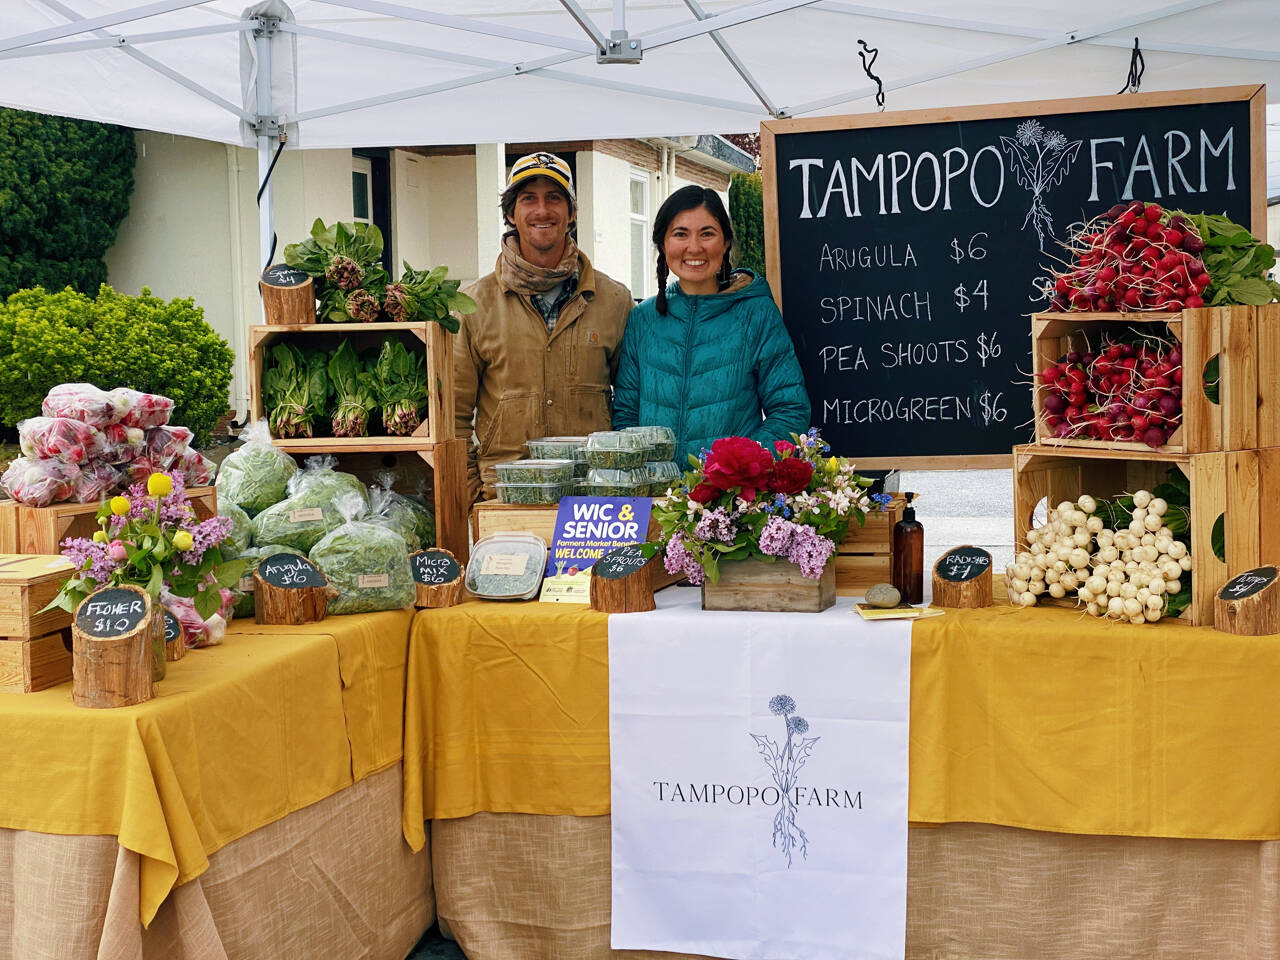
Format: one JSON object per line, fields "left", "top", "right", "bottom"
{"left": 104, "top": 134, "right": 754, "bottom": 418}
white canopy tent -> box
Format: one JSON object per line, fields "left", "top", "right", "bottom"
{"left": 2, "top": 0, "right": 1279, "bottom": 265}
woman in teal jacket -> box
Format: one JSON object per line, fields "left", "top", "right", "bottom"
{"left": 613, "top": 185, "right": 810, "bottom": 462}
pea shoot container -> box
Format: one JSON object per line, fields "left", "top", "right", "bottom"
{"left": 585, "top": 431, "right": 645, "bottom": 470}
{"left": 494, "top": 459, "right": 575, "bottom": 484}
{"left": 466, "top": 532, "right": 548, "bottom": 600}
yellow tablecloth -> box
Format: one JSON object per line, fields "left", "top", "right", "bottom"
{"left": 403, "top": 593, "right": 1280, "bottom": 846}
{"left": 0, "top": 608, "right": 412, "bottom": 926}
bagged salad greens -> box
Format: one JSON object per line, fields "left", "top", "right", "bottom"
{"left": 230, "top": 543, "right": 305, "bottom": 618}
{"left": 309, "top": 493, "right": 414, "bottom": 615}
{"left": 219, "top": 500, "right": 253, "bottom": 558}
{"left": 366, "top": 485, "right": 418, "bottom": 549}
{"left": 286, "top": 454, "right": 369, "bottom": 506}
{"left": 215, "top": 421, "right": 298, "bottom": 516}
{"left": 409, "top": 474, "right": 437, "bottom": 548}
{"left": 252, "top": 463, "right": 359, "bottom": 553}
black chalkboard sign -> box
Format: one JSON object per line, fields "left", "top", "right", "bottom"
{"left": 163, "top": 610, "right": 181, "bottom": 644}
{"left": 1219, "top": 566, "right": 1277, "bottom": 600}
{"left": 411, "top": 549, "right": 462, "bottom": 586}
{"left": 259, "top": 553, "right": 326, "bottom": 588}
{"left": 77, "top": 587, "right": 149, "bottom": 637}
{"left": 261, "top": 264, "right": 311, "bottom": 287}
{"left": 593, "top": 544, "right": 651, "bottom": 580}
{"left": 763, "top": 87, "right": 1264, "bottom": 465}
{"left": 936, "top": 547, "right": 993, "bottom": 583}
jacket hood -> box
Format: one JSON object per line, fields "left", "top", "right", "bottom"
{"left": 662, "top": 269, "right": 774, "bottom": 319}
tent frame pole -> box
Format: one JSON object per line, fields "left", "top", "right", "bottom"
{"left": 255, "top": 19, "right": 275, "bottom": 273}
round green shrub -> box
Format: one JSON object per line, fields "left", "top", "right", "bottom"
{"left": 729, "top": 172, "right": 766, "bottom": 280}
{"left": 0, "top": 109, "right": 136, "bottom": 300}
{"left": 0, "top": 284, "right": 233, "bottom": 447}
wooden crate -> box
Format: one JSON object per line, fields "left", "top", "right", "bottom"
{"left": 835, "top": 496, "right": 903, "bottom": 596}
{"left": 0, "top": 630, "right": 72, "bottom": 693}
{"left": 0, "top": 555, "right": 74, "bottom": 638}
{"left": 0, "top": 500, "right": 15, "bottom": 554}
{"left": 1030, "top": 305, "right": 1280, "bottom": 454}
{"left": 1013, "top": 444, "right": 1280, "bottom": 626}
{"left": 247, "top": 322, "right": 469, "bottom": 563}
{"left": 13, "top": 487, "right": 216, "bottom": 556}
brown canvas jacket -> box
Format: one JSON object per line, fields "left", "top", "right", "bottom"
{"left": 454, "top": 250, "right": 632, "bottom": 501}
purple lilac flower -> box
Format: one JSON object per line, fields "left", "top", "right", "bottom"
{"left": 786, "top": 525, "right": 836, "bottom": 579}
{"left": 758, "top": 516, "right": 797, "bottom": 557}
{"left": 61, "top": 537, "right": 119, "bottom": 584}
{"left": 662, "top": 532, "right": 706, "bottom": 586}
{"left": 693, "top": 506, "right": 736, "bottom": 543}
{"left": 180, "top": 515, "right": 234, "bottom": 565}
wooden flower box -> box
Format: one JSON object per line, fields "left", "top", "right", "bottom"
{"left": 1030, "top": 305, "right": 1280, "bottom": 455}
{"left": 12, "top": 488, "right": 217, "bottom": 556}
{"left": 1013, "top": 444, "right": 1280, "bottom": 626}
{"left": 0, "top": 630, "right": 72, "bottom": 693}
{"left": 702, "top": 556, "right": 836, "bottom": 613}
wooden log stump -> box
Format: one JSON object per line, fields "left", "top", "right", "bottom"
{"left": 162, "top": 609, "right": 186, "bottom": 662}
{"left": 931, "top": 545, "right": 993, "bottom": 609}
{"left": 259, "top": 265, "right": 315, "bottom": 325}
{"left": 254, "top": 553, "right": 335, "bottom": 625}
{"left": 590, "top": 545, "right": 656, "bottom": 613}
{"left": 1215, "top": 566, "right": 1280, "bottom": 635}
{"left": 72, "top": 586, "right": 154, "bottom": 708}
{"left": 410, "top": 549, "right": 464, "bottom": 608}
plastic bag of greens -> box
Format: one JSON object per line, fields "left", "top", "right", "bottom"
{"left": 309, "top": 493, "right": 414, "bottom": 615}
{"left": 408, "top": 473, "right": 436, "bottom": 548}
{"left": 215, "top": 421, "right": 298, "bottom": 516}
{"left": 230, "top": 543, "right": 306, "bottom": 618}
{"left": 366, "top": 484, "right": 418, "bottom": 550}
{"left": 371, "top": 470, "right": 435, "bottom": 550}
{"left": 219, "top": 500, "right": 253, "bottom": 558}
{"left": 252, "top": 479, "right": 349, "bottom": 554}
{"left": 286, "top": 454, "right": 369, "bottom": 507}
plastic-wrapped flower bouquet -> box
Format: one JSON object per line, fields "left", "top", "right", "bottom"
{"left": 652, "top": 430, "right": 876, "bottom": 585}
{"left": 49, "top": 471, "right": 247, "bottom": 647}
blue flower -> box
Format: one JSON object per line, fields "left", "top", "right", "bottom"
{"left": 769, "top": 694, "right": 796, "bottom": 716}
{"left": 783, "top": 507, "right": 792, "bottom": 518}
{"left": 822, "top": 444, "right": 830, "bottom": 452}
{"left": 871, "top": 492, "right": 893, "bottom": 510}
{"left": 763, "top": 502, "right": 775, "bottom": 513}
{"left": 807, "top": 428, "right": 818, "bottom": 437}
{"left": 787, "top": 715, "right": 810, "bottom": 735}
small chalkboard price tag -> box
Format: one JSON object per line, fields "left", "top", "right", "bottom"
{"left": 411, "top": 549, "right": 464, "bottom": 608}
{"left": 162, "top": 609, "right": 186, "bottom": 662}
{"left": 259, "top": 264, "right": 316, "bottom": 325}
{"left": 260, "top": 553, "right": 326, "bottom": 588}
{"left": 931, "top": 544, "right": 993, "bottom": 609}
{"left": 1215, "top": 566, "right": 1280, "bottom": 636}
{"left": 254, "top": 555, "right": 334, "bottom": 624}
{"left": 71, "top": 585, "right": 155, "bottom": 708}
{"left": 589, "top": 544, "right": 656, "bottom": 613}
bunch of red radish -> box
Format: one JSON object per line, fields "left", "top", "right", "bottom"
{"left": 1050, "top": 201, "right": 1210, "bottom": 312}
{"left": 1039, "top": 335, "right": 1182, "bottom": 449}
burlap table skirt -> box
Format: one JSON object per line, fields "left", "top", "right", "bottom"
{"left": 433, "top": 813, "right": 1280, "bottom": 960}
{"left": 0, "top": 763, "right": 432, "bottom": 960}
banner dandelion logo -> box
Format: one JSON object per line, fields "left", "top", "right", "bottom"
{"left": 750, "top": 693, "right": 820, "bottom": 867}
{"left": 999, "top": 118, "right": 1083, "bottom": 251}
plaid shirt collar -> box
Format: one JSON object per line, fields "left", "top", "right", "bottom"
{"left": 530, "top": 271, "right": 579, "bottom": 333}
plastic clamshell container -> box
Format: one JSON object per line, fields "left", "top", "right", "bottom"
{"left": 525, "top": 436, "right": 588, "bottom": 461}
{"left": 624, "top": 425, "right": 677, "bottom": 462}
{"left": 494, "top": 481, "right": 575, "bottom": 504}
{"left": 466, "top": 532, "right": 548, "bottom": 600}
{"left": 585, "top": 431, "right": 645, "bottom": 470}
{"left": 644, "top": 460, "right": 682, "bottom": 495}
{"left": 495, "top": 458, "right": 575, "bottom": 484}
{"left": 586, "top": 467, "right": 649, "bottom": 485}
{"left": 577, "top": 481, "right": 651, "bottom": 497}
{"left": 572, "top": 460, "right": 590, "bottom": 479}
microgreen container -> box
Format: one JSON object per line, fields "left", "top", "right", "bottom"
{"left": 495, "top": 458, "right": 575, "bottom": 484}
{"left": 623, "top": 425, "right": 677, "bottom": 462}
{"left": 525, "top": 436, "right": 588, "bottom": 461}
{"left": 572, "top": 459, "right": 590, "bottom": 479}
{"left": 644, "top": 460, "right": 682, "bottom": 496}
{"left": 495, "top": 481, "right": 575, "bottom": 505}
{"left": 586, "top": 467, "right": 649, "bottom": 486}
{"left": 466, "top": 533, "right": 547, "bottom": 600}
{"left": 577, "top": 480, "right": 651, "bottom": 497}
{"left": 585, "top": 431, "right": 645, "bottom": 470}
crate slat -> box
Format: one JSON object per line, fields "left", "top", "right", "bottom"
{"left": 0, "top": 631, "right": 72, "bottom": 693}
{"left": 14, "top": 488, "right": 216, "bottom": 557}
{"left": 0, "top": 555, "right": 75, "bottom": 638}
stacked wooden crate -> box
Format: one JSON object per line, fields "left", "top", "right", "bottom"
{"left": 0, "top": 555, "right": 74, "bottom": 692}
{"left": 10, "top": 489, "right": 216, "bottom": 556}
{"left": 1017, "top": 305, "right": 1280, "bottom": 626}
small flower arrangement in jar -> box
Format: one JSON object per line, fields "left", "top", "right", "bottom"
{"left": 48, "top": 471, "right": 247, "bottom": 648}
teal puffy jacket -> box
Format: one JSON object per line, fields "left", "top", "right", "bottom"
{"left": 613, "top": 271, "right": 811, "bottom": 462}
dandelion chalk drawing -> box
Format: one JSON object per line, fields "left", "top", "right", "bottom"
{"left": 751, "top": 694, "right": 821, "bottom": 868}
{"left": 999, "top": 118, "right": 1083, "bottom": 251}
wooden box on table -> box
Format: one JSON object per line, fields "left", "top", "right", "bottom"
{"left": 13, "top": 489, "right": 216, "bottom": 556}
{"left": 1031, "top": 305, "right": 1280, "bottom": 455}
{"left": 0, "top": 630, "right": 72, "bottom": 693}
{"left": 0, "top": 500, "right": 16, "bottom": 554}
{"left": 0, "top": 554, "right": 74, "bottom": 692}
{"left": 1013, "top": 444, "right": 1280, "bottom": 626}
{"left": 835, "top": 495, "right": 903, "bottom": 596}
{"left": 248, "top": 321, "right": 470, "bottom": 563}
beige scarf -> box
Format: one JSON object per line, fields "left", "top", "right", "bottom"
{"left": 499, "top": 232, "right": 579, "bottom": 295}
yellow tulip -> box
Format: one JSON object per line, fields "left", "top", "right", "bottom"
{"left": 110, "top": 496, "right": 131, "bottom": 516}
{"left": 825, "top": 456, "right": 840, "bottom": 474}
{"left": 172, "top": 530, "right": 194, "bottom": 552}
{"left": 93, "top": 530, "right": 108, "bottom": 543}
{"left": 147, "top": 472, "right": 173, "bottom": 498}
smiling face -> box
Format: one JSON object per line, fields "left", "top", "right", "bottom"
{"left": 662, "top": 205, "right": 728, "bottom": 295}
{"left": 508, "top": 177, "right": 573, "bottom": 267}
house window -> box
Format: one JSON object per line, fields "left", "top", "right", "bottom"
{"left": 629, "top": 171, "right": 650, "bottom": 298}
{"left": 352, "top": 156, "right": 373, "bottom": 223}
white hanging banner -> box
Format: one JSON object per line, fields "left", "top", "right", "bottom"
{"left": 609, "top": 590, "right": 911, "bottom": 960}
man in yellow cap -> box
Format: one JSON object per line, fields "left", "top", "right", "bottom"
{"left": 455, "top": 151, "right": 633, "bottom": 501}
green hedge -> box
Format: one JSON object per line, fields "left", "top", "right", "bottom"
{"left": 729, "top": 172, "right": 766, "bottom": 281}
{"left": 0, "top": 285, "right": 233, "bottom": 447}
{"left": 0, "top": 109, "right": 136, "bottom": 301}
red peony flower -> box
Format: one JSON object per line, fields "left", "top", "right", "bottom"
{"left": 774, "top": 440, "right": 796, "bottom": 457}
{"left": 769, "top": 456, "right": 814, "bottom": 495}
{"left": 688, "top": 482, "right": 719, "bottom": 504}
{"left": 703, "top": 437, "right": 775, "bottom": 500}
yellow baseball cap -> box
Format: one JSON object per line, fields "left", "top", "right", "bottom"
{"left": 505, "top": 152, "right": 575, "bottom": 201}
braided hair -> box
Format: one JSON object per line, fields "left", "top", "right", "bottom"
{"left": 652, "top": 185, "right": 735, "bottom": 316}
